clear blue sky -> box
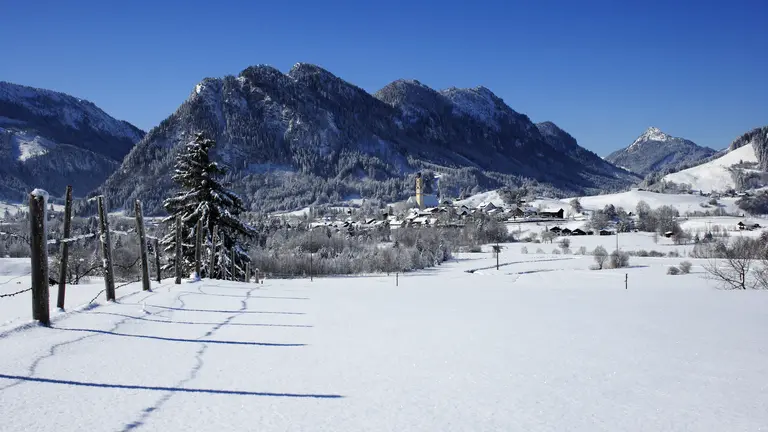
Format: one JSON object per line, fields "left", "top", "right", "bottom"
{"left": 2, "top": 0, "right": 766, "bottom": 155}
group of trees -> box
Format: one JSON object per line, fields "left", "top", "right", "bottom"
{"left": 736, "top": 190, "right": 768, "bottom": 215}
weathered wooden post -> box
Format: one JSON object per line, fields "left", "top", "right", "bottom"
{"left": 134, "top": 200, "right": 151, "bottom": 291}
{"left": 175, "top": 215, "right": 182, "bottom": 284}
{"left": 231, "top": 248, "right": 236, "bottom": 281}
{"left": 57, "top": 185, "right": 73, "bottom": 310}
{"left": 97, "top": 196, "right": 116, "bottom": 301}
{"left": 153, "top": 238, "right": 161, "bottom": 283}
{"left": 492, "top": 244, "right": 502, "bottom": 270}
{"left": 30, "top": 190, "right": 50, "bottom": 326}
{"left": 245, "top": 262, "right": 250, "bottom": 283}
{"left": 209, "top": 225, "right": 217, "bottom": 279}
{"left": 194, "top": 219, "right": 203, "bottom": 278}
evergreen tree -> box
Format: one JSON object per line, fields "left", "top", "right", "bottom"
{"left": 161, "top": 133, "right": 255, "bottom": 279}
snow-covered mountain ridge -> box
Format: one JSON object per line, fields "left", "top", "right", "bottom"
{"left": 0, "top": 81, "right": 145, "bottom": 199}
{"left": 100, "top": 62, "right": 639, "bottom": 215}
{"left": 605, "top": 127, "right": 716, "bottom": 176}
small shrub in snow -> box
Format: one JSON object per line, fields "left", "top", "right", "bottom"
{"left": 668, "top": 250, "right": 681, "bottom": 258}
{"left": 648, "top": 250, "right": 664, "bottom": 257}
{"left": 562, "top": 248, "right": 572, "bottom": 255}
{"left": 559, "top": 238, "right": 571, "bottom": 250}
{"left": 576, "top": 246, "right": 587, "bottom": 255}
{"left": 667, "top": 266, "right": 681, "bottom": 275}
{"left": 520, "top": 246, "right": 528, "bottom": 254}
{"left": 635, "top": 250, "right": 649, "bottom": 257}
{"left": 536, "top": 248, "right": 545, "bottom": 254}
{"left": 533, "top": 239, "right": 541, "bottom": 244}
{"left": 593, "top": 245, "right": 608, "bottom": 270}
{"left": 609, "top": 250, "right": 630, "bottom": 269}
{"left": 552, "top": 249, "right": 561, "bottom": 255}
{"left": 679, "top": 261, "right": 692, "bottom": 274}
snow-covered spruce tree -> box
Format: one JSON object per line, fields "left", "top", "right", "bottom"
{"left": 161, "top": 133, "right": 255, "bottom": 279}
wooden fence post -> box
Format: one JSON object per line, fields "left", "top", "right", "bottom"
{"left": 153, "top": 238, "right": 161, "bottom": 283}
{"left": 134, "top": 200, "right": 151, "bottom": 291}
{"left": 30, "top": 190, "right": 50, "bottom": 326}
{"left": 245, "top": 262, "right": 250, "bottom": 283}
{"left": 231, "top": 248, "right": 236, "bottom": 281}
{"left": 209, "top": 225, "right": 217, "bottom": 279}
{"left": 56, "top": 185, "right": 72, "bottom": 310}
{"left": 97, "top": 196, "right": 116, "bottom": 301}
{"left": 194, "top": 219, "right": 202, "bottom": 278}
{"left": 175, "top": 215, "right": 182, "bottom": 284}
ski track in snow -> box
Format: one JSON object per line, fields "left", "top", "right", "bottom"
{"left": 1, "top": 242, "right": 767, "bottom": 431}
{"left": 0, "top": 290, "right": 160, "bottom": 392}
{"left": 121, "top": 285, "right": 262, "bottom": 431}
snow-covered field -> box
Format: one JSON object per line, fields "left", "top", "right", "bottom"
{"left": 1, "top": 234, "right": 767, "bottom": 431}
{"left": 664, "top": 143, "right": 758, "bottom": 193}
{"left": 455, "top": 189, "right": 744, "bottom": 218}
{"left": 0, "top": 259, "right": 110, "bottom": 331}
{"left": 0, "top": 200, "right": 65, "bottom": 217}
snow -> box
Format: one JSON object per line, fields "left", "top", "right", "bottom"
{"left": 2, "top": 234, "right": 768, "bottom": 431}
{"left": 7, "top": 129, "right": 57, "bottom": 161}
{"left": 30, "top": 188, "right": 49, "bottom": 201}
{"left": 663, "top": 143, "right": 759, "bottom": 193}
{"left": 440, "top": 86, "right": 502, "bottom": 130}
{"left": 627, "top": 126, "right": 671, "bottom": 151}
{"left": 0, "top": 259, "right": 111, "bottom": 331}
{"left": 455, "top": 188, "right": 743, "bottom": 219}
{"left": 567, "top": 190, "right": 743, "bottom": 215}
{"left": 0, "top": 81, "right": 142, "bottom": 142}
{"left": 454, "top": 190, "right": 503, "bottom": 208}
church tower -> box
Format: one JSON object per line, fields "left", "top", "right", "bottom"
{"left": 415, "top": 172, "right": 424, "bottom": 210}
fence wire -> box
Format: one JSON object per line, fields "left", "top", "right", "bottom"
{"left": 0, "top": 287, "right": 32, "bottom": 298}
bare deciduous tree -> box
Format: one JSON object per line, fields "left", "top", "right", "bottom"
{"left": 704, "top": 238, "right": 766, "bottom": 290}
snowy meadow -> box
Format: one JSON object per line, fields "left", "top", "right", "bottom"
{"left": 1, "top": 222, "right": 767, "bottom": 431}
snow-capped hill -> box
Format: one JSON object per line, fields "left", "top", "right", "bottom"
{"left": 605, "top": 127, "right": 716, "bottom": 176}
{"left": 663, "top": 142, "right": 764, "bottom": 193}
{"left": 0, "top": 81, "right": 143, "bottom": 159}
{"left": 0, "top": 81, "right": 144, "bottom": 200}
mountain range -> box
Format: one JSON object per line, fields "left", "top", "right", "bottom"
{"left": 605, "top": 127, "right": 717, "bottom": 177}
{"left": 99, "top": 63, "right": 639, "bottom": 214}
{"left": 0, "top": 81, "right": 144, "bottom": 201}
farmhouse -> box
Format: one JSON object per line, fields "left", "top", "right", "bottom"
{"left": 539, "top": 208, "right": 564, "bottom": 219}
